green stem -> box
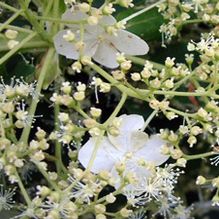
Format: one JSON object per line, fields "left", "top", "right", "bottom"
{"left": 0, "top": 118, "right": 6, "bottom": 137}
{"left": 167, "top": 107, "right": 196, "bottom": 118}
{"left": 85, "top": 94, "right": 127, "bottom": 172}
{"left": 103, "top": 92, "right": 127, "bottom": 126}
{"left": 15, "top": 170, "right": 31, "bottom": 206}
{"left": 43, "top": 0, "right": 54, "bottom": 17}
{"left": 36, "top": 16, "right": 86, "bottom": 25}
{"left": 73, "top": 104, "right": 90, "bottom": 119}
{"left": 0, "top": 2, "right": 21, "bottom": 13}
{"left": 18, "top": 0, "right": 51, "bottom": 42}
{"left": 8, "top": 114, "right": 18, "bottom": 143}
{"left": 54, "top": 104, "right": 68, "bottom": 174}
{"left": 184, "top": 151, "right": 215, "bottom": 160}
{"left": 90, "top": 64, "right": 140, "bottom": 99}
{"left": 85, "top": 131, "right": 105, "bottom": 172}
{"left": 19, "top": 48, "right": 55, "bottom": 144}
{"left": 52, "top": 0, "right": 60, "bottom": 34}
{"left": 141, "top": 110, "right": 158, "bottom": 131}
{"left": 0, "top": 40, "right": 49, "bottom": 52}
{"left": 0, "top": 9, "right": 23, "bottom": 32}
{"left": 138, "top": 89, "right": 219, "bottom": 98}
{"left": 0, "top": 23, "right": 34, "bottom": 33}
{"left": 34, "top": 161, "right": 60, "bottom": 191}
{"left": 121, "top": 0, "right": 165, "bottom": 23}
{"left": 90, "top": 64, "right": 219, "bottom": 102}
{"left": 0, "top": 32, "right": 37, "bottom": 65}
{"left": 182, "top": 19, "right": 203, "bottom": 25}
{"left": 126, "top": 55, "right": 164, "bottom": 71}
{"left": 54, "top": 104, "right": 62, "bottom": 175}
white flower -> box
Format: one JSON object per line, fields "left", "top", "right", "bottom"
{"left": 54, "top": 8, "right": 149, "bottom": 68}
{"left": 78, "top": 114, "right": 169, "bottom": 173}
{"left": 0, "top": 185, "right": 15, "bottom": 211}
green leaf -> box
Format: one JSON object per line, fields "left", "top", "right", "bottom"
{"left": 116, "top": 8, "right": 164, "bottom": 41}
{"left": 0, "top": 55, "right": 35, "bottom": 81}
{"left": 0, "top": 210, "right": 19, "bottom": 219}
{"left": 35, "top": 53, "right": 60, "bottom": 89}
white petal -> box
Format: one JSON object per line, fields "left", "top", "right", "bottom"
{"left": 53, "top": 30, "right": 79, "bottom": 59}
{"left": 78, "top": 137, "right": 121, "bottom": 173}
{"left": 118, "top": 114, "right": 145, "bottom": 133}
{"left": 92, "top": 41, "right": 119, "bottom": 68}
{"left": 130, "top": 131, "right": 149, "bottom": 152}
{"left": 84, "top": 25, "right": 104, "bottom": 37}
{"left": 134, "top": 135, "right": 169, "bottom": 166}
{"left": 100, "top": 15, "right": 117, "bottom": 26}
{"left": 62, "top": 9, "right": 88, "bottom": 29}
{"left": 108, "top": 30, "right": 149, "bottom": 55}
{"left": 108, "top": 114, "right": 145, "bottom": 151}
{"left": 83, "top": 38, "right": 99, "bottom": 57}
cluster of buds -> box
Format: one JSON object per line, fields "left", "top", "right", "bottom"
{"left": 4, "top": 29, "right": 19, "bottom": 49}
{"left": 158, "top": 0, "right": 219, "bottom": 43}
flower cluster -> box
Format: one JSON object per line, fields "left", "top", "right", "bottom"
{"left": 158, "top": 0, "right": 219, "bottom": 44}
{"left": 54, "top": 5, "right": 149, "bottom": 68}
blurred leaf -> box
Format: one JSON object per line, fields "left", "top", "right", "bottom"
{"left": 0, "top": 55, "right": 35, "bottom": 81}
{"left": 0, "top": 209, "right": 19, "bottom": 218}
{"left": 150, "top": 42, "right": 188, "bottom": 63}
{"left": 35, "top": 53, "right": 60, "bottom": 89}
{"left": 116, "top": 8, "right": 164, "bottom": 41}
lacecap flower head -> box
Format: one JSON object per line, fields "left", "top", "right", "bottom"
{"left": 78, "top": 114, "right": 169, "bottom": 174}
{"left": 54, "top": 7, "right": 149, "bottom": 68}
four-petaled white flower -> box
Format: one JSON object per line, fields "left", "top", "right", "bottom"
{"left": 78, "top": 114, "right": 169, "bottom": 174}
{"left": 54, "top": 7, "right": 149, "bottom": 68}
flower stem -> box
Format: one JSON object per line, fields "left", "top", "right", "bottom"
{"left": 167, "top": 107, "right": 196, "bottom": 118}
{"left": 19, "top": 48, "right": 55, "bottom": 144}
{"left": 85, "top": 131, "right": 105, "bottom": 172}
{"left": 0, "top": 23, "right": 34, "bottom": 33}
{"left": 0, "top": 40, "right": 49, "bottom": 52}
{"left": 54, "top": 104, "right": 68, "bottom": 175}
{"left": 0, "top": 9, "right": 24, "bottom": 32}
{"left": 52, "top": 0, "right": 60, "bottom": 34}
{"left": 54, "top": 104, "right": 62, "bottom": 175}
{"left": 126, "top": 55, "right": 164, "bottom": 71}
{"left": 141, "top": 110, "right": 158, "bottom": 131}
{"left": 73, "top": 104, "right": 90, "bottom": 119}
{"left": 121, "top": 0, "right": 165, "bottom": 23}
{"left": 18, "top": 0, "right": 52, "bottom": 42}
{"left": 183, "top": 151, "right": 215, "bottom": 160}
{"left": 0, "top": 32, "right": 37, "bottom": 65}
{"left": 90, "top": 64, "right": 140, "bottom": 99}
{"left": 35, "top": 16, "right": 86, "bottom": 25}
{"left": 15, "top": 170, "right": 31, "bottom": 206}
{"left": 0, "top": 2, "right": 20, "bottom": 13}
{"left": 103, "top": 92, "right": 127, "bottom": 126}
{"left": 34, "top": 161, "right": 60, "bottom": 191}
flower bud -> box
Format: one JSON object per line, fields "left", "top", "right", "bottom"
{"left": 5, "top": 29, "right": 18, "bottom": 39}
{"left": 79, "top": 3, "right": 90, "bottom": 12}
{"left": 87, "top": 16, "right": 99, "bottom": 25}
{"left": 177, "top": 158, "right": 187, "bottom": 167}
{"left": 83, "top": 118, "right": 97, "bottom": 128}
{"left": 95, "top": 204, "right": 106, "bottom": 214}
{"left": 73, "top": 91, "right": 85, "bottom": 101}
{"left": 196, "top": 176, "right": 206, "bottom": 185}
{"left": 120, "top": 60, "right": 132, "bottom": 71}
{"left": 187, "top": 135, "right": 197, "bottom": 147}
{"left": 8, "top": 40, "right": 19, "bottom": 49}
{"left": 106, "top": 193, "right": 116, "bottom": 203}
{"left": 120, "top": 208, "right": 132, "bottom": 217}
{"left": 131, "top": 73, "right": 141, "bottom": 81}
{"left": 90, "top": 107, "right": 102, "bottom": 118}
{"left": 63, "top": 30, "right": 75, "bottom": 42}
